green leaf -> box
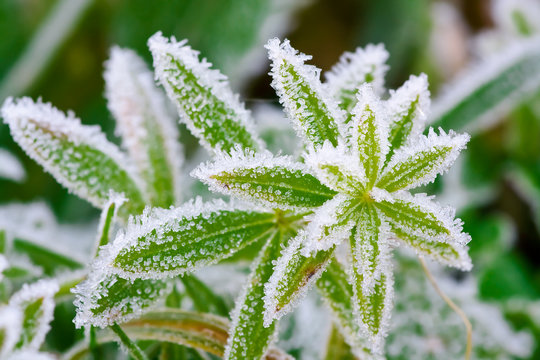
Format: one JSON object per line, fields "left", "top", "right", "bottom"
{"left": 323, "top": 325, "right": 357, "bottom": 360}
{"left": 1, "top": 98, "right": 146, "bottom": 220}
{"left": 108, "top": 199, "right": 276, "bottom": 280}
{"left": 325, "top": 44, "right": 389, "bottom": 115}
{"left": 225, "top": 230, "right": 286, "bottom": 360}
{"left": 430, "top": 37, "right": 540, "bottom": 133}
{"left": 376, "top": 129, "right": 469, "bottom": 192}
{"left": 193, "top": 151, "right": 336, "bottom": 210}
{"left": 94, "top": 194, "right": 123, "bottom": 253}
{"left": 180, "top": 275, "right": 229, "bottom": 317}
{"left": 110, "top": 323, "right": 149, "bottom": 360}
{"left": 385, "top": 74, "right": 429, "bottom": 163}
{"left": 389, "top": 225, "right": 471, "bottom": 270}
{"left": 10, "top": 279, "right": 59, "bottom": 350}
{"left": 149, "top": 33, "right": 262, "bottom": 154}
{"left": 263, "top": 238, "right": 334, "bottom": 325}
{"left": 105, "top": 47, "right": 183, "bottom": 208}
{"left": 348, "top": 244, "right": 393, "bottom": 354}
{"left": 351, "top": 85, "right": 389, "bottom": 187}
{"left": 316, "top": 260, "right": 371, "bottom": 358}
{"left": 266, "top": 38, "right": 343, "bottom": 148}
{"left": 350, "top": 204, "right": 385, "bottom": 294}
{"left": 73, "top": 272, "right": 171, "bottom": 328}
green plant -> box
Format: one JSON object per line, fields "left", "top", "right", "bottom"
{"left": 0, "top": 25, "right": 534, "bottom": 359}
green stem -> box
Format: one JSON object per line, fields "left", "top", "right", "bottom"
{"left": 110, "top": 323, "right": 149, "bottom": 360}
{"left": 89, "top": 326, "right": 100, "bottom": 360}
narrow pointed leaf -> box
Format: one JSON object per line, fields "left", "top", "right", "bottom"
{"left": 316, "top": 260, "right": 372, "bottom": 358}
{"left": 1, "top": 98, "right": 146, "bottom": 219}
{"left": 303, "top": 194, "right": 361, "bottom": 252}
{"left": 385, "top": 74, "right": 430, "bottom": 162}
{"left": 105, "top": 47, "right": 183, "bottom": 208}
{"left": 350, "top": 204, "right": 387, "bottom": 294}
{"left": 389, "top": 225, "right": 471, "bottom": 270}
{"left": 263, "top": 237, "right": 334, "bottom": 326}
{"left": 324, "top": 325, "right": 360, "bottom": 360}
{"left": 266, "top": 38, "right": 344, "bottom": 148}
{"left": 12, "top": 238, "right": 83, "bottom": 275}
{"left": 94, "top": 193, "right": 125, "bottom": 253}
{"left": 351, "top": 84, "right": 389, "bottom": 187}
{"left": 348, "top": 243, "right": 393, "bottom": 354}
{"left": 325, "top": 44, "right": 389, "bottom": 116}
{"left": 180, "top": 275, "right": 229, "bottom": 317}
{"left": 376, "top": 128, "right": 469, "bottom": 192}
{"left": 430, "top": 36, "right": 540, "bottom": 133}
{"left": 0, "top": 306, "right": 22, "bottom": 357}
{"left": 375, "top": 192, "right": 471, "bottom": 245}
{"left": 10, "top": 279, "right": 59, "bottom": 350}
{"left": 105, "top": 199, "right": 276, "bottom": 280}
{"left": 149, "top": 33, "right": 262, "bottom": 154}
{"left": 73, "top": 271, "right": 171, "bottom": 328}
{"left": 193, "top": 150, "right": 336, "bottom": 210}
{"left": 225, "top": 230, "right": 285, "bottom": 360}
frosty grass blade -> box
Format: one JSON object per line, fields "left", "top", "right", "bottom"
{"left": 316, "top": 260, "right": 372, "bottom": 358}
{"left": 73, "top": 271, "right": 170, "bottom": 328}
{"left": 105, "top": 47, "right": 183, "bottom": 207}
{"left": 376, "top": 128, "right": 469, "bottom": 192}
{"left": 348, "top": 235, "right": 393, "bottom": 355}
{"left": 0, "top": 306, "right": 22, "bottom": 357}
{"left": 107, "top": 198, "right": 276, "bottom": 280}
{"left": 225, "top": 230, "right": 285, "bottom": 360}
{"left": 266, "top": 38, "right": 344, "bottom": 148}
{"left": 1, "top": 98, "right": 146, "bottom": 219}
{"left": 430, "top": 36, "right": 540, "bottom": 133}
{"left": 9, "top": 279, "right": 59, "bottom": 350}
{"left": 263, "top": 236, "right": 335, "bottom": 326}
{"left": 148, "top": 32, "right": 262, "bottom": 154}
{"left": 95, "top": 193, "right": 125, "bottom": 252}
{"left": 350, "top": 204, "right": 388, "bottom": 294}
{"left": 385, "top": 74, "right": 430, "bottom": 163}
{"left": 351, "top": 84, "right": 389, "bottom": 187}
{"left": 192, "top": 149, "right": 336, "bottom": 210}
{"left": 325, "top": 43, "right": 389, "bottom": 115}
{"left": 0, "top": 149, "right": 25, "bottom": 182}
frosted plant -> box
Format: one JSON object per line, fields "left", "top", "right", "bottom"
{"left": 193, "top": 38, "right": 471, "bottom": 354}
{"left": 0, "top": 149, "right": 25, "bottom": 182}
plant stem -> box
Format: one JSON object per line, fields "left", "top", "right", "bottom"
{"left": 110, "top": 323, "right": 149, "bottom": 360}
{"left": 418, "top": 256, "right": 472, "bottom": 360}
{"left": 88, "top": 326, "right": 100, "bottom": 360}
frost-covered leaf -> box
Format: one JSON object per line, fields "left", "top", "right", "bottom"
{"left": 9, "top": 279, "right": 58, "bottom": 350}
{"left": 350, "top": 204, "right": 388, "bottom": 294}
{"left": 180, "top": 275, "right": 229, "bottom": 316}
{"left": 1, "top": 98, "right": 146, "bottom": 219}
{"left": 193, "top": 149, "right": 336, "bottom": 210}
{"left": 105, "top": 47, "right": 183, "bottom": 208}
{"left": 326, "top": 44, "right": 389, "bottom": 113}
{"left": 94, "top": 193, "right": 125, "bottom": 253}
{"left": 316, "top": 260, "right": 372, "bottom": 358}
{"left": 263, "top": 237, "right": 334, "bottom": 326}
{"left": 105, "top": 198, "right": 276, "bottom": 280}
{"left": 149, "top": 32, "right": 262, "bottom": 154}
{"left": 385, "top": 74, "right": 430, "bottom": 162}
{"left": 348, "top": 247, "right": 393, "bottom": 354}
{"left": 73, "top": 271, "right": 171, "bottom": 328}
{"left": 225, "top": 230, "right": 285, "bottom": 360}
{"left": 302, "top": 194, "right": 361, "bottom": 252}
{"left": 376, "top": 128, "right": 469, "bottom": 192}
{"left": 430, "top": 36, "right": 540, "bottom": 133}
{"left": 376, "top": 192, "right": 471, "bottom": 247}
{"left": 266, "top": 38, "right": 344, "bottom": 148}
{"left": 351, "top": 84, "right": 389, "bottom": 187}
{"left": 0, "top": 306, "right": 22, "bottom": 357}
{"left": 0, "top": 149, "right": 25, "bottom": 182}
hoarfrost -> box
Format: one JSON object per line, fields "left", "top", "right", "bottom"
{"left": 0, "top": 149, "right": 25, "bottom": 182}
